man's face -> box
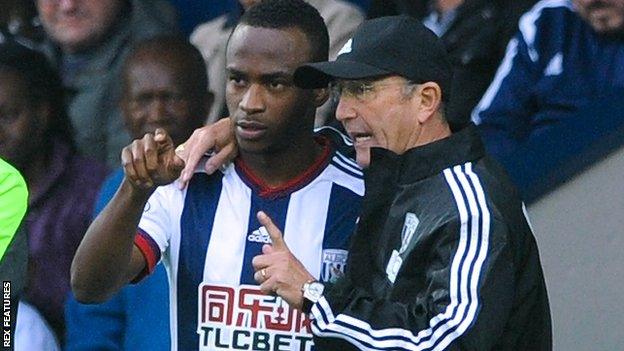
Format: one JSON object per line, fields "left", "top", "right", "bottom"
{"left": 37, "top": 0, "right": 124, "bottom": 53}
{"left": 0, "top": 70, "right": 46, "bottom": 169}
{"left": 226, "top": 25, "right": 318, "bottom": 155}
{"left": 122, "top": 59, "right": 206, "bottom": 146}
{"left": 574, "top": 0, "right": 624, "bottom": 34}
{"left": 335, "top": 75, "right": 419, "bottom": 168}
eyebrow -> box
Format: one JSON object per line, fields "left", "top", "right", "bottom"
{"left": 227, "top": 68, "right": 292, "bottom": 80}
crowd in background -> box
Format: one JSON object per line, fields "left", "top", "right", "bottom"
{"left": 0, "top": 0, "right": 623, "bottom": 349}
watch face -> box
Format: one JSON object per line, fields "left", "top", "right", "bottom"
{"left": 307, "top": 282, "right": 324, "bottom": 300}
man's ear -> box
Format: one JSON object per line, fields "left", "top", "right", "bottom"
{"left": 413, "top": 82, "right": 442, "bottom": 124}
{"left": 312, "top": 87, "right": 329, "bottom": 107}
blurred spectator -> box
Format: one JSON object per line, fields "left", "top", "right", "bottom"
{"left": 346, "top": 0, "right": 371, "bottom": 11}
{"left": 368, "top": 0, "right": 537, "bottom": 130}
{"left": 65, "top": 35, "right": 212, "bottom": 351}
{"left": 191, "top": 0, "right": 364, "bottom": 123}
{"left": 472, "top": 0, "right": 624, "bottom": 201}
{"left": 36, "top": 0, "right": 178, "bottom": 167}
{"left": 367, "top": 0, "right": 428, "bottom": 19}
{"left": 165, "top": 0, "right": 232, "bottom": 36}
{"left": 0, "top": 0, "right": 45, "bottom": 45}
{"left": 0, "top": 40, "right": 108, "bottom": 342}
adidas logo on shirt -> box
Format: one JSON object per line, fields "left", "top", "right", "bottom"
{"left": 247, "top": 226, "right": 272, "bottom": 244}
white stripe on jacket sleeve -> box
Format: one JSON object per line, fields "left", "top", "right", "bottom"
{"left": 310, "top": 162, "right": 491, "bottom": 351}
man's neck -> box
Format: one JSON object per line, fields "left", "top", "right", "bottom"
{"left": 239, "top": 134, "right": 324, "bottom": 188}
{"left": 407, "top": 116, "right": 452, "bottom": 151}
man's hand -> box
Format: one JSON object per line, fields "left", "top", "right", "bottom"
{"left": 121, "top": 128, "right": 185, "bottom": 190}
{"left": 176, "top": 118, "right": 237, "bottom": 189}
{"left": 252, "top": 211, "right": 315, "bottom": 311}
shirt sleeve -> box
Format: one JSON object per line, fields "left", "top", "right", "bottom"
{"left": 133, "top": 186, "right": 176, "bottom": 282}
{"left": 311, "top": 216, "right": 515, "bottom": 351}
{"left": 0, "top": 160, "right": 28, "bottom": 260}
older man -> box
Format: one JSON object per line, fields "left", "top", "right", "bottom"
{"left": 171, "top": 14, "right": 553, "bottom": 351}
{"left": 251, "top": 16, "right": 553, "bottom": 350}
{"left": 36, "top": 0, "right": 177, "bottom": 167}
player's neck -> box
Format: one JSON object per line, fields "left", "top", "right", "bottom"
{"left": 239, "top": 135, "right": 324, "bottom": 188}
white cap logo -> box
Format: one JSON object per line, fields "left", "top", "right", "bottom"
{"left": 337, "top": 38, "right": 353, "bottom": 57}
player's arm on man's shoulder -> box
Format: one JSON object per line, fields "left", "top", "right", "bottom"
{"left": 310, "top": 216, "right": 516, "bottom": 350}
{"left": 71, "top": 129, "right": 183, "bottom": 303}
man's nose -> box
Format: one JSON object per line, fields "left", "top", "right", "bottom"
{"left": 146, "top": 98, "right": 168, "bottom": 123}
{"left": 335, "top": 95, "right": 357, "bottom": 122}
{"left": 240, "top": 84, "right": 265, "bottom": 114}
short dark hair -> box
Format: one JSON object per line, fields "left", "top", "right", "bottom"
{"left": 122, "top": 34, "right": 209, "bottom": 100}
{"left": 239, "top": 0, "right": 329, "bottom": 62}
{"left": 0, "top": 38, "right": 74, "bottom": 148}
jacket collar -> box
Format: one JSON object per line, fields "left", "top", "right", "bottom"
{"left": 366, "top": 123, "right": 485, "bottom": 185}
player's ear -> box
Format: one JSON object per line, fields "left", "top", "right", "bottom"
{"left": 311, "top": 87, "right": 329, "bottom": 107}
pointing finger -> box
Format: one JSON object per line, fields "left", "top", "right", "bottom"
{"left": 154, "top": 128, "right": 175, "bottom": 153}
{"left": 257, "top": 211, "right": 288, "bottom": 252}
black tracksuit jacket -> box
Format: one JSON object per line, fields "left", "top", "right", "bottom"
{"left": 311, "top": 126, "right": 552, "bottom": 350}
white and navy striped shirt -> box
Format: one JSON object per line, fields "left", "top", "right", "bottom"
{"left": 134, "top": 140, "right": 364, "bottom": 351}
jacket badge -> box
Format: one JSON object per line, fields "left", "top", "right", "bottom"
{"left": 386, "top": 212, "right": 419, "bottom": 283}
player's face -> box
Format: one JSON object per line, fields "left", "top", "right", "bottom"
{"left": 37, "top": 0, "right": 124, "bottom": 53}
{"left": 0, "top": 70, "right": 47, "bottom": 169}
{"left": 226, "top": 25, "right": 318, "bottom": 155}
{"left": 335, "top": 75, "right": 420, "bottom": 168}
{"left": 574, "top": 0, "right": 624, "bottom": 34}
{"left": 122, "top": 59, "right": 205, "bottom": 146}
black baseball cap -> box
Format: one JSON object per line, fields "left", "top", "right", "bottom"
{"left": 294, "top": 15, "right": 452, "bottom": 99}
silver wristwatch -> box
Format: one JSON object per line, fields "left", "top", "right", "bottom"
{"left": 302, "top": 280, "right": 324, "bottom": 313}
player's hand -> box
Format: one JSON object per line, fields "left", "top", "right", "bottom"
{"left": 176, "top": 117, "right": 237, "bottom": 189}
{"left": 121, "top": 128, "right": 185, "bottom": 190}
{"left": 252, "top": 211, "right": 314, "bottom": 311}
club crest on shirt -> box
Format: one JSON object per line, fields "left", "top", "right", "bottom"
{"left": 320, "top": 249, "right": 348, "bottom": 283}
